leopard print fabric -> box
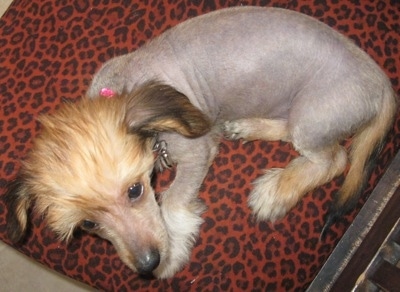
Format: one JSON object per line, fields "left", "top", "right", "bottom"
{"left": 0, "top": 0, "right": 399, "bottom": 290}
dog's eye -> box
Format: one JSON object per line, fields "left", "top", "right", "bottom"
{"left": 128, "top": 183, "right": 144, "bottom": 200}
{"left": 81, "top": 220, "right": 98, "bottom": 230}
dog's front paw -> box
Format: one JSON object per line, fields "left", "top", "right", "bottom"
{"left": 223, "top": 120, "right": 251, "bottom": 141}
{"left": 154, "top": 203, "right": 205, "bottom": 278}
{"left": 249, "top": 168, "right": 297, "bottom": 221}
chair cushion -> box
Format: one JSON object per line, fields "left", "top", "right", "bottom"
{"left": 0, "top": 0, "right": 399, "bottom": 290}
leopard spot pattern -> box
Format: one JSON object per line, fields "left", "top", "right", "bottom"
{"left": 0, "top": 0, "right": 399, "bottom": 290}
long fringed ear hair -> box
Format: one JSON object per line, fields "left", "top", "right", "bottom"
{"left": 124, "top": 81, "right": 212, "bottom": 138}
{"left": 4, "top": 175, "right": 33, "bottom": 243}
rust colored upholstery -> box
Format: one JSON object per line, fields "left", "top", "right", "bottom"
{"left": 0, "top": 0, "right": 399, "bottom": 290}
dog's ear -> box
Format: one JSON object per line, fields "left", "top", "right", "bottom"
{"left": 125, "top": 82, "right": 211, "bottom": 138}
{"left": 3, "top": 176, "right": 32, "bottom": 243}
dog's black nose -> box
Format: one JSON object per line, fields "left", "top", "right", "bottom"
{"left": 136, "top": 249, "right": 161, "bottom": 276}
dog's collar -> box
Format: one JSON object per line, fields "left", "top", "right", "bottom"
{"left": 152, "top": 134, "right": 174, "bottom": 170}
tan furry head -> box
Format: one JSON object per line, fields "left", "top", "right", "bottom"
{"left": 4, "top": 81, "right": 210, "bottom": 276}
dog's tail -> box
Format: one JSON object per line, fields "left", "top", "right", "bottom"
{"left": 321, "top": 86, "right": 397, "bottom": 239}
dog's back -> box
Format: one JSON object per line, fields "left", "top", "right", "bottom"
{"left": 88, "top": 7, "right": 392, "bottom": 123}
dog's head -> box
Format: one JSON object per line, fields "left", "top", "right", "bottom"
{"left": 4, "top": 81, "right": 210, "bottom": 276}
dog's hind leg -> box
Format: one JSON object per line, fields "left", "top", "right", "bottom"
{"left": 224, "top": 118, "right": 290, "bottom": 142}
{"left": 249, "top": 144, "right": 347, "bottom": 221}
{"left": 224, "top": 118, "right": 348, "bottom": 221}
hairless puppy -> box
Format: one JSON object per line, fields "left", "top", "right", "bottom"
{"left": 6, "top": 7, "right": 397, "bottom": 278}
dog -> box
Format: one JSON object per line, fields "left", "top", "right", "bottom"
{"left": 4, "top": 6, "right": 397, "bottom": 278}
